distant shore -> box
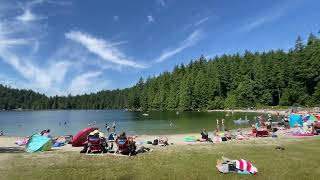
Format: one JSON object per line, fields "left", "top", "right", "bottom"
{"left": 207, "top": 109, "right": 287, "bottom": 115}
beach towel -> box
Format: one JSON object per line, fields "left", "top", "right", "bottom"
{"left": 15, "top": 138, "right": 29, "bottom": 146}
{"left": 235, "top": 159, "right": 258, "bottom": 174}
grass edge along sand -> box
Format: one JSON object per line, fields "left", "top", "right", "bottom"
{"left": 0, "top": 136, "right": 319, "bottom": 180}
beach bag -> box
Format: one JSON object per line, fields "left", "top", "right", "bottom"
{"left": 152, "top": 139, "right": 158, "bottom": 145}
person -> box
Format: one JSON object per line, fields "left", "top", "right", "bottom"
{"left": 236, "top": 128, "right": 245, "bottom": 140}
{"left": 105, "top": 123, "right": 110, "bottom": 132}
{"left": 169, "top": 122, "right": 172, "bottom": 127}
{"left": 251, "top": 124, "right": 257, "bottom": 137}
{"left": 42, "top": 129, "right": 52, "bottom": 139}
{"left": 0, "top": 130, "right": 3, "bottom": 136}
{"left": 284, "top": 116, "right": 289, "bottom": 129}
{"left": 267, "top": 114, "right": 272, "bottom": 130}
{"left": 216, "top": 119, "right": 219, "bottom": 131}
{"left": 201, "top": 129, "right": 209, "bottom": 139}
{"left": 118, "top": 131, "right": 127, "bottom": 140}
{"left": 224, "top": 129, "right": 232, "bottom": 140}
{"left": 158, "top": 137, "right": 169, "bottom": 146}
{"left": 112, "top": 121, "right": 116, "bottom": 132}
{"left": 81, "top": 130, "right": 107, "bottom": 153}
{"left": 136, "top": 146, "right": 151, "bottom": 154}
{"left": 313, "top": 121, "right": 320, "bottom": 135}
{"left": 221, "top": 119, "right": 225, "bottom": 131}
{"left": 213, "top": 129, "right": 222, "bottom": 143}
{"left": 40, "top": 129, "right": 47, "bottom": 136}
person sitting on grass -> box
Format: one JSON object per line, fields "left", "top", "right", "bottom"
{"left": 236, "top": 128, "right": 246, "bottom": 140}
{"left": 313, "top": 121, "right": 320, "bottom": 135}
{"left": 201, "top": 129, "right": 209, "bottom": 139}
{"left": 200, "top": 129, "right": 213, "bottom": 142}
{"left": 224, "top": 129, "right": 232, "bottom": 140}
{"left": 158, "top": 136, "right": 169, "bottom": 146}
{"left": 251, "top": 124, "right": 257, "bottom": 137}
{"left": 213, "top": 129, "right": 222, "bottom": 143}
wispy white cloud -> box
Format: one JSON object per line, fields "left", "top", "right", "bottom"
{"left": 0, "top": 1, "right": 74, "bottom": 95}
{"left": 109, "top": 40, "right": 128, "bottom": 46}
{"left": 65, "top": 31, "right": 146, "bottom": 68}
{"left": 155, "top": 30, "right": 202, "bottom": 63}
{"left": 240, "top": 1, "right": 301, "bottom": 32}
{"left": 240, "top": 15, "right": 279, "bottom": 32}
{"left": 194, "top": 16, "right": 209, "bottom": 26}
{"left": 16, "top": 8, "right": 45, "bottom": 23}
{"left": 68, "top": 71, "right": 108, "bottom": 95}
{"left": 0, "top": 48, "right": 71, "bottom": 91}
{"left": 15, "top": 0, "right": 49, "bottom": 23}
{"left": 157, "top": 0, "right": 166, "bottom": 8}
{"left": 183, "top": 16, "right": 211, "bottom": 32}
{"left": 147, "top": 15, "right": 155, "bottom": 23}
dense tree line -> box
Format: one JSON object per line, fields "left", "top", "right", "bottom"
{"left": 1, "top": 34, "right": 320, "bottom": 111}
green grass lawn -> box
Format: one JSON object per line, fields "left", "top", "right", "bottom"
{"left": 1, "top": 138, "right": 319, "bottom": 180}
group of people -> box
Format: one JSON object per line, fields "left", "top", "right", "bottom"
{"left": 81, "top": 129, "right": 150, "bottom": 156}
{"left": 200, "top": 128, "right": 235, "bottom": 143}
{"left": 105, "top": 121, "right": 116, "bottom": 133}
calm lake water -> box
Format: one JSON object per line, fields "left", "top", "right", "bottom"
{"left": 0, "top": 110, "right": 279, "bottom": 136}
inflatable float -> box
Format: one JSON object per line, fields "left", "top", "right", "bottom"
{"left": 184, "top": 136, "right": 198, "bottom": 142}
{"left": 72, "top": 127, "right": 98, "bottom": 147}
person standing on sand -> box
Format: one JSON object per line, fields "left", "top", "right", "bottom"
{"left": 216, "top": 119, "right": 219, "bottom": 131}
{"left": 112, "top": 121, "right": 116, "bottom": 132}
{"left": 105, "top": 123, "right": 110, "bottom": 133}
{"left": 0, "top": 130, "right": 3, "bottom": 136}
{"left": 221, "top": 119, "right": 225, "bottom": 131}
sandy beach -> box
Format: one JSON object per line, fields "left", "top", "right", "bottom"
{"left": 0, "top": 128, "right": 314, "bottom": 153}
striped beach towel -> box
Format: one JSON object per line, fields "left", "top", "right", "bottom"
{"left": 236, "top": 159, "right": 258, "bottom": 174}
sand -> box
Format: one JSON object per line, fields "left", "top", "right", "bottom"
{"left": 2, "top": 127, "right": 317, "bottom": 154}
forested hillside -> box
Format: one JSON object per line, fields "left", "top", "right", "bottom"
{"left": 1, "top": 34, "right": 320, "bottom": 110}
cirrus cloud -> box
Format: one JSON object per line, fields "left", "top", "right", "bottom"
{"left": 65, "top": 31, "right": 147, "bottom": 68}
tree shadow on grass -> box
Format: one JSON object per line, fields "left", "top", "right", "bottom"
{"left": 0, "top": 147, "right": 24, "bottom": 153}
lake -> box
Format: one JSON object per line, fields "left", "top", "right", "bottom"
{"left": 0, "top": 110, "right": 278, "bottom": 136}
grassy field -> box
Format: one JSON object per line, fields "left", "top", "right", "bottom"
{"left": 0, "top": 138, "right": 319, "bottom": 180}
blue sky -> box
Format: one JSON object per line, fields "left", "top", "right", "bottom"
{"left": 0, "top": 0, "right": 319, "bottom": 96}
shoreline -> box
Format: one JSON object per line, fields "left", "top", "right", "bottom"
{"left": 3, "top": 127, "right": 318, "bottom": 153}
{"left": 207, "top": 109, "right": 287, "bottom": 115}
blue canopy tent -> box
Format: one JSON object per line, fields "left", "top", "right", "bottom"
{"left": 289, "top": 115, "right": 303, "bottom": 127}
{"left": 26, "top": 134, "right": 52, "bottom": 153}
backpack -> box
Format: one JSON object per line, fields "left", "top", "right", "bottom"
{"left": 152, "top": 139, "right": 158, "bottom": 145}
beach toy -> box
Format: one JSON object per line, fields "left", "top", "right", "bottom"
{"left": 72, "top": 127, "right": 98, "bottom": 147}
